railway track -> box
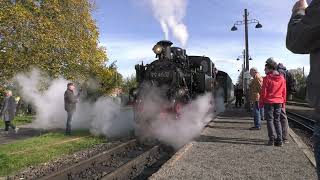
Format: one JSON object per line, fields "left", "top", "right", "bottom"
{"left": 287, "top": 110, "right": 315, "bottom": 132}
{"left": 286, "top": 101, "right": 311, "bottom": 108}
{"left": 38, "top": 139, "right": 167, "bottom": 180}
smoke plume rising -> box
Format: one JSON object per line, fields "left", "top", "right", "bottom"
{"left": 15, "top": 69, "right": 134, "bottom": 137}
{"left": 149, "top": 0, "right": 189, "bottom": 47}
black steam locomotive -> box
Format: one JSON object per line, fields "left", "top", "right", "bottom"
{"left": 133, "top": 40, "right": 216, "bottom": 118}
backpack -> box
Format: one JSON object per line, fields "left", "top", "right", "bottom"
{"left": 285, "top": 70, "right": 296, "bottom": 93}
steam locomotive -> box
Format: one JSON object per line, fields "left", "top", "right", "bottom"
{"left": 132, "top": 40, "right": 217, "bottom": 119}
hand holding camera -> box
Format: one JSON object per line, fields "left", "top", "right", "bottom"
{"left": 292, "top": 0, "right": 308, "bottom": 13}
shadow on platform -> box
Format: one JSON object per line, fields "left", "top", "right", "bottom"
{"left": 205, "top": 125, "right": 251, "bottom": 131}
{"left": 196, "top": 135, "right": 266, "bottom": 146}
{"left": 212, "top": 120, "right": 252, "bottom": 124}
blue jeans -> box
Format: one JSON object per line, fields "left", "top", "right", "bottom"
{"left": 66, "top": 111, "right": 74, "bottom": 134}
{"left": 264, "top": 103, "right": 282, "bottom": 142}
{"left": 314, "top": 122, "right": 320, "bottom": 179}
{"left": 253, "top": 101, "right": 261, "bottom": 128}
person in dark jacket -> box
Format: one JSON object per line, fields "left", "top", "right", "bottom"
{"left": 64, "top": 83, "right": 80, "bottom": 135}
{"left": 277, "top": 63, "right": 290, "bottom": 144}
{"left": 286, "top": 0, "right": 320, "bottom": 178}
{"left": 259, "top": 58, "right": 286, "bottom": 147}
{"left": 234, "top": 84, "right": 243, "bottom": 108}
{"left": 0, "top": 90, "right": 19, "bottom": 134}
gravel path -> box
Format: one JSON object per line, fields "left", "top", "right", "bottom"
{"left": 0, "top": 128, "right": 46, "bottom": 145}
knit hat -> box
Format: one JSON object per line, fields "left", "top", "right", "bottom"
{"left": 265, "top": 57, "right": 277, "bottom": 70}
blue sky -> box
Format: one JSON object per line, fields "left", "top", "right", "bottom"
{"left": 92, "top": 0, "right": 309, "bottom": 83}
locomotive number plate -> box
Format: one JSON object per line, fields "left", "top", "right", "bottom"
{"left": 150, "top": 71, "right": 170, "bottom": 78}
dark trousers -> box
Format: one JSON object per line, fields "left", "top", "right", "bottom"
{"left": 260, "top": 107, "right": 264, "bottom": 120}
{"left": 264, "top": 103, "right": 282, "bottom": 142}
{"left": 280, "top": 108, "right": 289, "bottom": 141}
{"left": 5, "top": 121, "right": 16, "bottom": 131}
{"left": 66, "top": 111, "right": 74, "bottom": 135}
{"left": 313, "top": 120, "right": 320, "bottom": 180}
{"left": 314, "top": 133, "right": 320, "bottom": 180}
{"left": 235, "top": 96, "right": 242, "bottom": 107}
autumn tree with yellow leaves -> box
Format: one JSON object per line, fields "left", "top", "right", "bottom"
{"left": 0, "top": 0, "right": 120, "bottom": 94}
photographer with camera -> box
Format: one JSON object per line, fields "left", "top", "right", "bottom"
{"left": 64, "top": 83, "right": 81, "bottom": 135}
{"left": 286, "top": 0, "right": 320, "bottom": 178}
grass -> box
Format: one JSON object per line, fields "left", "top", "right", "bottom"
{"left": 0, "top": 130, "right": 105, "bottom": 177}
{"left": 0, "top": 115, "right": 33, "bottom": 127}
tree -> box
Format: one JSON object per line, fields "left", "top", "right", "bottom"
{"left": 121, "top": 75, "right": 137, "bottom": 94}
{"left": 289, "top": 68, "right": 306, "bottom": 100}
{"left": 0, "top": 0, "right": 118, "bottom": 94}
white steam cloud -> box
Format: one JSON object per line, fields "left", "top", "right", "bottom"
{"left": 134, "top": 85, "right": 216, "bottom": 149}
{"left": 149, "top": 0, "right": 189, "bottom": 47}
{"left": 14, "top": 69, "right": 225, "bottom": 149}
{"left": 15, "top": 69, "right": 134, "bottom": 137}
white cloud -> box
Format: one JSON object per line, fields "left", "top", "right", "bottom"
{"left": 237, "top": 0, "right": 295, "bottom": 34}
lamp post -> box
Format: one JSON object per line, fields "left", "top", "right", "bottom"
{"left": 237, "top": 49, "right": 246, "bottom": 90}
{"left": 237, "top": 49, "right": 253, "bottom": 93}
{"left": 231, "top": 9, "right": 262, "bottom": 111}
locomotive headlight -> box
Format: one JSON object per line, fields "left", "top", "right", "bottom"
{"left": 177, "top": 88, "right": 185, "bottom": 96}
{"left": 152, "top": 45, "right": 163, "bottom": 55}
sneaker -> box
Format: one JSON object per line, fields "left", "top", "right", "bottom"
{"left": 283, "top": 139, "right": 289, "bottom": 144}
{"left": 267, "top": 140, "right": 274, "bottom": 146}
{"left": 274, "top": 141, "right": 283, "bottom": 147}
{"left": 15, "top": 127, "right": 19, "bottom": 134}
{"left": 249, "top": 127, "right": 261, "bottom": 130}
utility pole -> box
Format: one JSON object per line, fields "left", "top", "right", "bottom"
{"left": 244, "top": 9, "right": 250, "bottom": 110}
{"left": 242, "top": 49, "right": 246, "bottom": 90}
{"left": 244, "top": 9, "right": 249, "bottom": 71}
{"left": 231, "top": 9, "right": 262, "bottom": 111}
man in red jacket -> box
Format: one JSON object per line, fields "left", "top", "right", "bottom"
{"left": 259, "top": 58, "right": 287, "bottom": 147}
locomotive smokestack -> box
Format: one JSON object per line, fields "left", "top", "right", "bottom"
{"left": 153, "top": 40, "right": 173, "bottom": 60}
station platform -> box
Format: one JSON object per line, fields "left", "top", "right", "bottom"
{"left": 0, "top": 127, "right": 45, "bottom": 145}
{"left": 150, "top": 106, "right": 317, "bottom": 180}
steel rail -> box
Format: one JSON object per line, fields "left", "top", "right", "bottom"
{"left": 287, "top": 111, "right": 315, "bottom": 132}
{"left": 102, "top": 145, "right": 161, "bottom": 180}
{"left": 287, "top": 111, "right": 316, "bottom": 123}
{"left": 39, "top": 139, "right": 137, "bottom": 180}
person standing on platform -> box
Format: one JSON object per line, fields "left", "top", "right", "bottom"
{"left": 259, "top": 58, "right": 286, "bottom": 147}
{"left": 249, "top": 67, "right": 263, "bottom": 130}
{"left": 286, "top": 0, "right": 320, "bottom": 178}
{"left": 277, "top": 63, "right": 290, "bottom": 143}
{"left": 234, "top": 84, "right": 243, "bottom": 108}
{"left": 0, "top": 90, "right": 19, "bottom": 134}
{"left": 64, "top": 83, "right": 80, "bottom": 135}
